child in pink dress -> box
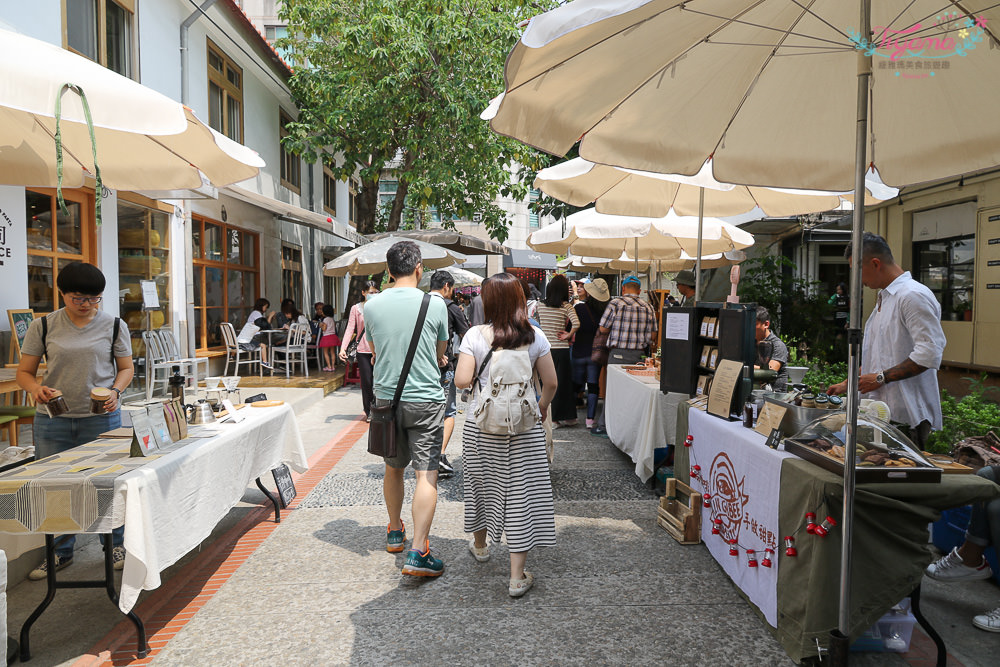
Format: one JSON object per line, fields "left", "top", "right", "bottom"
{"left": 319, "top": 304, "right": 341, "bottom": 371}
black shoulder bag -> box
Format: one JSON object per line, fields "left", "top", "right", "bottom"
{"left": 368, "top": 294, "right": 431, "bottom": 458}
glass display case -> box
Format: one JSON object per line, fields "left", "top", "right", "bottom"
{"left": 783, "top": 413, "right": 942, "bottom": 483}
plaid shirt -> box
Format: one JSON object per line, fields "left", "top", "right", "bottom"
{"left": 599, "top": 295, "right": 655, "bottom": 350}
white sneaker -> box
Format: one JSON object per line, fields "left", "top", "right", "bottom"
{"left": 973, "top": 606, "right": 1000, "bottom": 632}
{"left": 925, "top": 547, "right": 993, "bottom": 582}
{"left": 468, "top": 540, "right": 490, "bottom": 563}
{"left": 509, "top": 571, "right": 534, "bottom": 597}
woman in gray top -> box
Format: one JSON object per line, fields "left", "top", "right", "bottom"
{"left": 17, "top": 262, "right": 134, "bottom": 579}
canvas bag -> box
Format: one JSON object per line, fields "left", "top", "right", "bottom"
{"left": 472, "top": 325, "right": 539, "bottom": 435}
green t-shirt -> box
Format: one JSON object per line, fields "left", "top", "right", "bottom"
{"left": 364, "top": 287, "right": 449, "bottom": 403}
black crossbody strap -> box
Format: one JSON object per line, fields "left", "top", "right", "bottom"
{"left": 391, "top": 293, "right": 431, "bottom": 409}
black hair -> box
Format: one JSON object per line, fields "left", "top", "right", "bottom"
{"left": 322, "top": 304, "right": 335, "bottom": 317}
{"left": 364, "top": 280, "right": 379, "bottom": 291}
{"left": 756, "top": 306, "right": 771, "bottom": 326}
{"left": 253, "top": 298, "right": 270, "bottom": 312}
{"left": 845, "top": 231, "right": 894, "bottom": 263}
{"left": 543, "top": 274, "right": 570, "bottom": 308}
{"left": 430, "top": 270, "right": 455, "bottom": 291}
{"left": 57, "top": 261, "right": 105, "bottom": 295}
{"left": 386, "top": 240, "right": 422, "bottom": 278}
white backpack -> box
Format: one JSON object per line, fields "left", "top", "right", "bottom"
{"left": 472, "top": 326, "right": 539, "bottom": 435}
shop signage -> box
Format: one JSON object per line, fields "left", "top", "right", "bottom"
{"left": 988, "top": 284, "right": 1000, "bottom": 289}
{"left": 990, "top": 214, "right": 1000, "bottom": 222}
{"left": 989, "top": 238, "right": 1000, "bottom": 245}
{"left": 989, "top": 260, "right": 1000, "bottom": 267}
{"left": 271, "top": 464, "right": 297, "bottom": 509}
{"left": 0, "top": 186, "right": 29, "bottom": 329}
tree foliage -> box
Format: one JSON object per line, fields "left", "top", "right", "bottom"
{"left": 278, "top": 0, "right": 554, "bottom": 246}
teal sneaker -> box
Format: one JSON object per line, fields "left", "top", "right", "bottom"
{"left": 386, "top": 522, "right": 406, "bottom": 553}
{"left": 401, "top": 543, "right": 444, "bottom": 577}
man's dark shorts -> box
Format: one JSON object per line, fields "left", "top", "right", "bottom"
{"left": 375, "top": 399, "right": 446, "bottom": 471}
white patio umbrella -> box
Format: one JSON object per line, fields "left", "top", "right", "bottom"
{"left": 418, "top": 265, "right": 483, "bottom": 290}
{"left": 558, "top": 250, "right": 743, "bottom": 272}
{"left": 534, "top": 157, "right": 897, "bottom": 219}
{"left": 323, "top": 236, "right": 466, "bottom": 277}
{"left": 488, "top": 0, "right": 1000, "bottom": 652}
{"left": 528, "top": 208, "right": 754, "bottom": 264}
{"left": 0, "top": 27, "right": 264, "bottom": 192}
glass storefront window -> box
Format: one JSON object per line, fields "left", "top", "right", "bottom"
{"left": 192, "top": 217, "right": 259, "bottom": 349}
{"left": 25, "top": 188, "right": 93, "bottom": 314}
{"left": 915, "top": 235, "right": 974, "bottom": 321}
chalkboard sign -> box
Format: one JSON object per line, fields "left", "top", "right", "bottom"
{"left": 7, "top": 309, "right": 34, "bottom": 361}
{"left": 271, "top": 464, "right": 297, "bottom": 509}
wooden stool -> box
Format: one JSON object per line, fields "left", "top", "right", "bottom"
{"left": 0, "top": 414, "right": 18, "bottom": 448}
{"left": 343, "top": 360, "right": 361, "bottom": 386}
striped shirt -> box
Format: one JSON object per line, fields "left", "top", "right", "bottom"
{"left": 599, "top": 295, "right": 655, "bottom": 350}
{"left": 536, "top": 303, "right": 579, "bottom": 350}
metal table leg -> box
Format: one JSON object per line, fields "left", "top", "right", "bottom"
{"left": 256, "top": 477, "right": 281, "bottom": 523}
{"left": 19, "top": 534, "right": 148, "bottom": 662}
{"left": 910, "top": 583, "right": 946, "bottom": 667}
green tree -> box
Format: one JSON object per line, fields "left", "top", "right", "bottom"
{"left": 278, "top": 0, "right": 554, "bottom": 304}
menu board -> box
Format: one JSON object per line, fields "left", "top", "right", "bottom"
{"left": 708, "top": 359, "right": 743, "bottom": 418}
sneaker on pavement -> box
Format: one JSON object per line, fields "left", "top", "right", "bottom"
{"left": 438, "top": 455, "right": 455, "bottom": 478}
{"left": 402, "top": 543, "right": 444, "bottom": 577}
{"left": 973, "top": 606, "right": 1000, "bottom": 632}
{"left": 112, "top": 546, "right": 126, "bottom": 570}
{"left": 590, "top": 425, "right": 609, "bottom": 438}
{"left": 509, "top": 571, "right": 534, "bottom": 597}
{"left": 925, "top": 547, "right": 993, "bottom": 582}
{"left": 386, "top": 522, "right": 407, "bottom": 553}
{"left": 28, "top": 554, "right": 73, "bottom": 581}
{"left": 468, "top": 540, "right": 490, "bottom": 563}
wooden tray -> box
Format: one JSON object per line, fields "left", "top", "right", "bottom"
{"left": 657, "top": 479, "right": 702, "bottom": 544}
{"left": 922, "top": 453, "right": 974, "bottom": 474}
{"left": 250, "top": 400, "right": 284, "bottom": 408}
{"left": 214, "top": 403, "right": 247, "bottom": 418}
{"left": 785, "top": 439, "right": 942, "bottom": 483}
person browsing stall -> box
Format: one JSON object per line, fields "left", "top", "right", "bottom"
{"left": 16, "top": 262, "right": 134, "bottom": 578}
{"left": 753, "top": 307, "right": 789, "bottom": 392}
{"left": 827, "top": 232, "right": 946, "bottom": 449}
{"left": 364, "top": 241, "right": 450, "bottom": 577}
{"left": 429, "top": 270, "right": 471, "bottom": 479}
{"left": 598, "top": 275, "right": 656, "bottom": 366}
{"left": 672, "top": 270, "right": 697, "bottom": 306}
{"left": 340, "top": 281, "right": 380, "bottom": 420}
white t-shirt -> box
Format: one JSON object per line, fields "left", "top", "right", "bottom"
{"left": 459, "top": 324, "right": 551, "bottom": 411}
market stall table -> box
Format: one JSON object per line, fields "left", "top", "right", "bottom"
{"left": 674, "top": 405, "right": 1000, "bottom": 662}
{"left": 0, "top": 403, "right": 307, "bottom": 659}
{"left": 605, "top": 364, "right": 686, "bottom": 482}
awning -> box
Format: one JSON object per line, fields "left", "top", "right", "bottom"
{"left": 367, "top": 229, "right": 508, "bottom": 255}
{"left": 503, "top": 248, "right": 557, "bottom": 270}
{"left": 223, "top": 185, "right": 365, "bottom": 246}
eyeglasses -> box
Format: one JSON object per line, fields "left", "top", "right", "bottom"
{"left": 67, "top": 295, "right": 103, "bottom": 305}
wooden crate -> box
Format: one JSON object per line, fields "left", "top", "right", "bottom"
{"left": 657, "top": 478, "right": 702, "bottom": 545}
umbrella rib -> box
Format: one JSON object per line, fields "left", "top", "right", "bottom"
{"left": 708, "top": 1, "right": 820, "bottom": 162}
{"left": 948, "top": 0, "right": 1000, "bottom": 47}
{"left": 683, "top": 2, "right": 851, "bottom": 48}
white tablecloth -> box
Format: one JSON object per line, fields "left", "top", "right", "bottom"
{"left": 687, "top": 408, "right": 794, "bottom": 627}
{"left": 605, "top": 365, "right": 686, "bottom": 482}
{"left": 115, "top": 404, "right": 306, "bottom": 612}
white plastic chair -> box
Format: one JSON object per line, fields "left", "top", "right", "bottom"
{"left": 272, "top": 322, "right": 310, "bottom": 378}
{"left": 220, "top": 322, "right": 261, "bottom": 377}
{"left": 142, "top": 331, "right": 172, "bottom": 400}
{"left": 159, "top": 330, "right": 208, "bottom": 391}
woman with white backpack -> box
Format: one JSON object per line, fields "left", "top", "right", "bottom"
{"left": 455, "top": 272, "right": 558, "bottom": 598}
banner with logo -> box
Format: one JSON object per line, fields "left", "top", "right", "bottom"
{"left": 0, "top": 186, "right": 28, "bottom": 331}
{"left": 687, "top": 408, "right": 794, "bottom": 627}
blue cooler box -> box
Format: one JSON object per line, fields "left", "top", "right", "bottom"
{"left": 932, "top": 505, "right": 1000, "bottom": 585}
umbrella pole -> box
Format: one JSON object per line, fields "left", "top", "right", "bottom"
{"left": 634, "top": 237, "right": 639, "bottom": 277}
{"left": 834, "top": 0, "right": 872, "bottom": 661}
{"left": 695, "top": 187, "right": 705, "bottom": 302}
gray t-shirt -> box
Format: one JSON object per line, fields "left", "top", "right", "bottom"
{"left": 21, "top": 310, "right": 132, "bottom": 417}
{"left": 757, "top": 331, "right": 789, "bottom": 392}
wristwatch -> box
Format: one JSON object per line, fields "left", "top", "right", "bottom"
{"left": 111, "top": 387, "right": 122, "bottom": 398}
{"left": 875, "top": 371, "right": 887, "bottom": 385}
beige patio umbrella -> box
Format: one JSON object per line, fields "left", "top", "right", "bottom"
{"left": 487, "top": 0, "right": 1000, "bottom": 652}
{"left": 558, "top": 250, "right": 743, "bottom": 272}
{"left": 417, "top": 265, "right": 483, "bottom": 289}
{"left": 534, "top": 157, "right": 897, "bottom": 219}
{"left": 528, "top": 208, "right": 754, "bottom": 260}
{"left": 0, "top": 27, "right": 264, "bottom": 192}
{"left": 323, "top": 236, "right": 466, "bottom": 277}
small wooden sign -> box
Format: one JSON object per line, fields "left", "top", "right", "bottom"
{"left": 271, "top": 464, "right": 297, "bottom": 509}
{"left": 754, "top": 401, "right": 788, "bottom": 437}
{"left": 708, "top": 359, "right": 743, "bottom": 418}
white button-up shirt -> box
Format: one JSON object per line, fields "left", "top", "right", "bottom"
{"left": 861, "top": 272, "right": 946, "bottom": 429}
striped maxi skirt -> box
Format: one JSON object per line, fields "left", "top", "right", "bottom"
{"left": 462, "top": 420, "right": 557, "bottom": 553}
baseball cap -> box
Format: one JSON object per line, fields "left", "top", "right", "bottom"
{"left": 622, "top": 275, "right": 642, "bottom": 287}
{"left": 673, "top": 270, "right": 696, "bottom": 287}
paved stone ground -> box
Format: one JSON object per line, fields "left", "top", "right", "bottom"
{"left": 5, "top": 385, "right": 998, "bottom": 665}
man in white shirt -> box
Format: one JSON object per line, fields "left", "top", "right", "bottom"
{"left": 828, "top": 232, "right": 946, "bottom": 448}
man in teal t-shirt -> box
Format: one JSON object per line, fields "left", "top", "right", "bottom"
{"left": 364, "top": 240, "right": 449, "bottom": 577}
